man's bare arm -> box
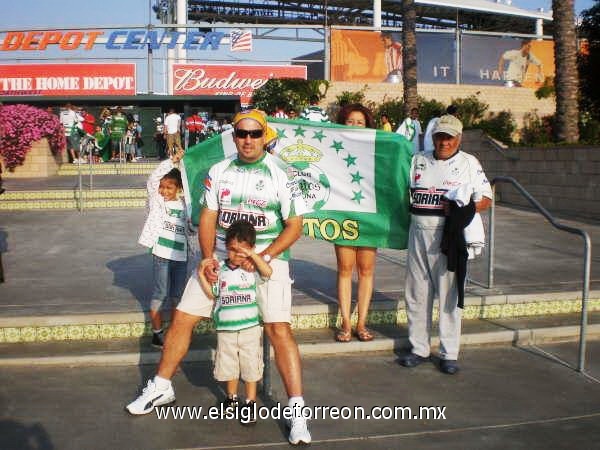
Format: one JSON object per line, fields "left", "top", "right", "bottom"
{"left": 260, "top": 216, "right": 303, "bottom": 259}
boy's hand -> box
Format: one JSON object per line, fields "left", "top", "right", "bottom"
{"left": 199, "top": 258, "right": 218, "bottom": 283}
{"left": 240, "top": 258, "right": 256, "bottom": 272}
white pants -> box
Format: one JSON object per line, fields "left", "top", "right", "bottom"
{"left": 404, "top": 223, "right": 462, "bottom": 360}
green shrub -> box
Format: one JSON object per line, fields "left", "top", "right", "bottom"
{"left": 519, "top": 111, "right": 554, "bottom": 145}
{"left": 451, "top": 95, "right": 488, "bottom": 128}
{"left": 251, "top": 79, "right": 330, "bottom": 114}
{"left": 579, "top": 111, "right": 600, "bottom": 144}
{"left": 335, "top": 88, "right": 367, "bottom": 107}
{"left": 535, "top": 77, "right": 555, "bottom": 99}
{"left": 417, "top": 97, "right": 446, "bottom": 130}
{"left": 478, "top": 111, "right": 517, "bottom": 144}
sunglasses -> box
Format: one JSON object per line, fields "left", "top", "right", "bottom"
{"left": 234, "top": 128, "right": 264, "bottom": 139}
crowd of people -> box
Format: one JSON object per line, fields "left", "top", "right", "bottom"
{"left": 57, "top": 104, "right": 144, "bottom": 164}
{"left": 126, "top": 98, "right": 492, "bottom": 446}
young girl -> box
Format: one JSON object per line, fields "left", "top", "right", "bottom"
{"left": 138, "top": 149, "right": 189, "bottom": 348}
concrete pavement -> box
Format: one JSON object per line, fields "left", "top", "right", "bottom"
{"left": 0, "top": 342, "right": 599, "bottom": 450}
{"left": 0, "top": 205, "right": 599, "bottom": 317}
{"left": 1, "top": 189, "right": 600, "bottom": 449}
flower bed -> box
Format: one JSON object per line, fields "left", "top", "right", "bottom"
{"left": 0, "top": 104, "right": 65, "bottom": 171}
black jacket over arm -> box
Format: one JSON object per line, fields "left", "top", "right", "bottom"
{"left": 440, "top": 200, "right": 476, "bottom": 309}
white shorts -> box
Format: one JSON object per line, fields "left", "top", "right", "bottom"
{"left": 177, "top": 259, "right": 293, "bottom": 323}
{"left": 214, "top": 326, "right": 263, "bottom": 382}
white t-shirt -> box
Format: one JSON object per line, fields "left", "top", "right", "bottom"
{"left": 203, "top": 152, "right": 309, "bottom": 260}
{"left": 423, "top": 117, "right": 439, "bottom": 153}
{"left": 164, "top": 113, "right": 181, "bottom": 134}
{"left": 409, "top": 150, "right": 492, "bottom": 229}
{"left": 60, "top": 109, "right": 81, "bottom": 136}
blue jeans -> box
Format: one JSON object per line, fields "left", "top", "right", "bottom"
{"left": 150, "top": 255, "right": 187, "bottom": 312}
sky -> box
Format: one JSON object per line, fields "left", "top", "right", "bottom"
{"left": 515, "top": 0, "right": 595, "bottom": 14}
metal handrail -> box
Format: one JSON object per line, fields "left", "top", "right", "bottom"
{"left": 488, "top": 176, "right": 592, "bottom": 374}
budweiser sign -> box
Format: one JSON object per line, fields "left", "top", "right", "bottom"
{"left": 173, "top": 64, "right": 307, "bottom": 104}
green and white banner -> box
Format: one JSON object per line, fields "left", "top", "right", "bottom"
{"left": 182, "top": 118, "right": 413, "bottom": 249}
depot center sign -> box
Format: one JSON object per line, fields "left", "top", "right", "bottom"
{"left": 0, "top": 64, "right": 136, "bottom": 96}
{"left": 0, "top": 29, "right": 225, "bottom": 51}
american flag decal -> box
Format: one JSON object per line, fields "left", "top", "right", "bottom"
{"left": 230, "top": 29, "right": 252, "bottom": 52}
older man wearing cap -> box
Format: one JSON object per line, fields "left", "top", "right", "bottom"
{"left": 126, "top": 110, "right": 312, "bottom": 445}
{"left": 400, "top": 114, "right": 492, "bottom": 375}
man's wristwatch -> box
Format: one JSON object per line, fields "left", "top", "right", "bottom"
{"left": 262, "top": 254, "right": 272, "bottom": 263}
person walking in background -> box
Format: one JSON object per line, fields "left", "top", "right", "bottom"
{"left": 93, "top": 125, "right": 110, "bottom": 163}
{"left": 197, "top": 220, "right": 272, "bottom": 426}
{"left": 124, "top": 121, "right": 137, "bottom": 163}
{"left": 380, "top": 113, "right": 393, "bottom": 132}
{"left": 333, "top": 103, "right": 378, "bottom": 343}
{"left": 400, "top": 114, "right": 492, "bottom": 375}
{"left": 164, "top": 108, "right": 183, "bottom": 155}
{"left": 133, "top": 116, "right": 143, "bottom": 161}
{"left": 137, "top": 148, "right": 189, "bottom": 349}
{"left": 185, "top": 110, "right": 204, "bottom": 148}
{"left": 300, "top": 96, "right": 329, "bottom": 122}
{"left": 396, "top": 107, "right": 422, "bottom": 154}
{"left": 59, "top": 103, "right": 82, "bottom": 163}
{"left": 109, "top": 107, "right": 128, "bottom": 161}
{"left": 154, "top": 116, "right": 167, "bottom": 160}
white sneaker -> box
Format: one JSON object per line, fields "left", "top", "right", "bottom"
{"left": 287, "top": 415, "right": 311, "bottom": 445}
{"left": 125, "top": 379, "right": 175, "bottom": 415}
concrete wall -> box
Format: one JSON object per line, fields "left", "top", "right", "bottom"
{"left": 462, "top": 130, "right": 600, "bottom": 220}
{"left": 1, "top": 139, "right": 61, "bottom": 178}
{"left": 323, "top": 82, "right": 555, "bottom": 128}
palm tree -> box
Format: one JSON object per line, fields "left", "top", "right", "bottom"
{"left": 402, "top": 0, "right": 418, "bottom": 116}
{"left": 552, "top": 0, "right": 579, "bottom": 142}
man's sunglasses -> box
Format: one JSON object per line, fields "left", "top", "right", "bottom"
{"left": 234, "top": 128, "right": 264, "bottom": 139}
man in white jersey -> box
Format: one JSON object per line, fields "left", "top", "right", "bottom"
{"left": 400, "top": 114, "right": 492, "bottom": 375}
{"left": 126, "top": 109, "right": 312, "bottom": 445}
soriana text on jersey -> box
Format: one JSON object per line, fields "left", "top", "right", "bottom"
{"left": 410, "top": 187, "right": 447, "bottom": 215}
{"left": 218, "top": 209, "right": 268, "bottom": 229}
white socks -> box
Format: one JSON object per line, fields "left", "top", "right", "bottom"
{"left": 153, "top": 375, "right": 172, "bottom": 390}
{"left": 288, "top": 396, "right": 305, "bottom": 413}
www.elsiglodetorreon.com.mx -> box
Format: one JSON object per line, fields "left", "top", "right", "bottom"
{"left": 155, "top": 403, "right": 447, "bottom": 424}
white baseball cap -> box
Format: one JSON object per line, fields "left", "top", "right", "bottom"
{"left": 433, "top": 114, "right": 463, "bottom": 137}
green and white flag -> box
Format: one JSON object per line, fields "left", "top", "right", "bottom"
{"left": 182, "top": 118, "right": 413, "bottom": 249}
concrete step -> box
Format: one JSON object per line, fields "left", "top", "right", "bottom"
{"left": 57, "top": 161, "right": 160, "bottom": 176}
{"left": 0, "top": 188, "right": 147, "bottom": 210}
{"left": 1, "top": 296, "right": 598, "bottom": 345}
{"left": 0, "top": 313, "right": 598, "bottom": 367}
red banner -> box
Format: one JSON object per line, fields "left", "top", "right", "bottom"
{"left": 172, "top": 64, "right": 307, "bottom": 104}
{"left": 0, "top": 63, "right": 136, "bottom": 96}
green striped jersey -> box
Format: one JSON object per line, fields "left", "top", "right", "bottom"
{"left": 203, "top": 153, "right": 309, "bottom": 261}
{"left": 213, "top": 262, "right": 261, "bottom": 332}
{"left": 152, "top": 199, "right": 187, "bottom": 261}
